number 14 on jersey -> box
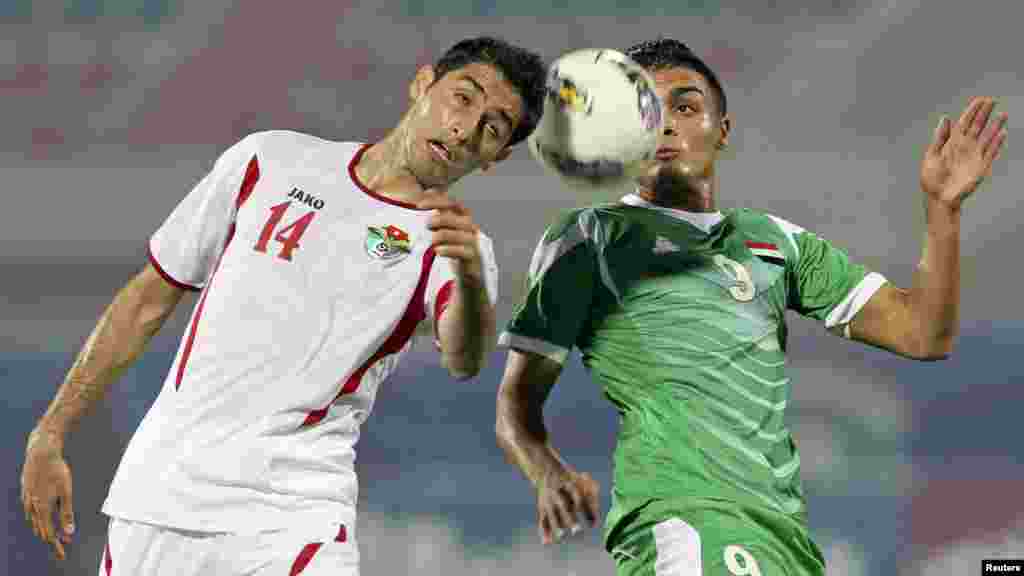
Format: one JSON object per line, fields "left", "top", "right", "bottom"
{"left": 253, "top": 201, "right": 317, "bottom": 262}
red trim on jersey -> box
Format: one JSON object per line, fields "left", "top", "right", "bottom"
{"left": 432, "top": 278, "right": 455, "bottom": 344}
{"left": 104, "top": 541, "right": 112, "bottom": 575}
{"left": 744, "top": 241, "right": 778, "bottom": 250}
{"left": 175, "top": 287, "right": 212, "bottom": 390}
{"left": 235, "top": 156, "right": 260, "bottom": 208}
{"left": 286, "top": 525, "right": 346, "bottom": 575}
{"left": 302, "top": 249, "right": 437, "bottom": 427}
{"left": 175, "top": 155, "right": 261, "bottom": 390}
{"left": 434, "top": 279, "right": 455, "bottom": 325}
{"left": 347, "top": 143, "right": 429, "bottom": 211}
{"left": 147, "top": 245, "right": 201, "bottom": 292}
{"left": 288, "top": 543, "right": 323, "bottom": 576}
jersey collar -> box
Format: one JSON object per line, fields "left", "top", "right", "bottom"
{"left": 620, "top": 193, "right": 725, "bottom": 234}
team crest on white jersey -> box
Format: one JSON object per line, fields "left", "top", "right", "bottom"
{"left": 366, "top": 225, "right": 412, "bottom": 261}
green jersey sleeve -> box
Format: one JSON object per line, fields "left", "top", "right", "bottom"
{"left": 499, "top": 210, "right": 598, "bottom": 364}
{"left": 770, "top": 215, "right": 888, "bottom": 332}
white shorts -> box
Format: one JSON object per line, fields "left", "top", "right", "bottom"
{"left": 99, "top": 517, "right": 358, "bottom": 576}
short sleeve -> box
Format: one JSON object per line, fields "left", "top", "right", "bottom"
{"left": 779, "top": 217, "right": 888, "bottom": 332}
{"left": 498, "top": 211, "right": 597, "bottom": 365}
{"left": 425, "top": 231, "right": 500, "bottom": 345}
{"left": 148, "top": 133, "right": 263, "bottom": 290}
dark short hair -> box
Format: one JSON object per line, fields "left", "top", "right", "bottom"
{"left": 624, "top": 38, "right": 727, "bottom": 116}
{"left": 432, "top": 37, "right": 546, "bottom": 147}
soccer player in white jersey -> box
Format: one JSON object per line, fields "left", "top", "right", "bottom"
{"left": 20, "top": 37, "right": 546, "bottom": 575}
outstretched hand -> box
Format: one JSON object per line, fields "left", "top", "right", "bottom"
{"left": 920, "top": 97, "right": 1008, "bottom": 211}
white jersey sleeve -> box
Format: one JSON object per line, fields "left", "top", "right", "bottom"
{"left": 148, "top": 133, "right": 264, "bottom": 290}
{"left": 424, "top": 231, "right": 499, "bottom": 346}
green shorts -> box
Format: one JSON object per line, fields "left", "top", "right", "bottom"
{"left": 607, "top": 499, "right": 825, "bottom": 576}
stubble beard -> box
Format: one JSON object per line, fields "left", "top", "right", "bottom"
{"left": 652, "top": 163, "right": 710, "bottom": 209}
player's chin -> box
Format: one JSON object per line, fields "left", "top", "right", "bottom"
{"left": 659, "top": 158, "right": 713, "bottom": 183}
{"left": 413, "top": 163, "right": 455, "bottom": 190}
{"left": 636, "top": 161, "right": 679, "bottom": 185}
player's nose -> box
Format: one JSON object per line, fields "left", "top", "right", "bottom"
{"left": 454, "top": 109, "right": 485, "bottom": 141}
{"left": 450, "top": 122, "right": 472, "bottom": 147}
{"left": 662, "top": 115, "right": 677, "bottom": 136}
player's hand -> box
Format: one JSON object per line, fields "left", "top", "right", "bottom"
{"left": 920, "top": 96, "right": 1008, "bottom": 211}
{"left": 21, "top": 428, "right": 75, "bottom": 560}
{"left": 536, "top": 466, "right": 600, "bottom": 545}
{"left": 419, "top": 193, "right": 484, "bottom": 284}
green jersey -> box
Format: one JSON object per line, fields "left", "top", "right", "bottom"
{"left": 500, "top": 194, "right": 886, "bottom": 549}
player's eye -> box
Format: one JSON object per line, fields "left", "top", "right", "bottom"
{"left": 456, "top": 92, "right": 472, "bottom": 106}
{"left": 676, "top": 103, "right": 696, "bottom": 114}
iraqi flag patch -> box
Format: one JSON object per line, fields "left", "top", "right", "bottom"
{"left": 745, "top": 241, "right": 786, "bottom": 266}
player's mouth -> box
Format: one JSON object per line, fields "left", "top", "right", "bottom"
{"left": 428, "top": 140, "right": 454, "bottom": 165}
{"left": 655, "top": 148, "right": 680, "bottom": 161}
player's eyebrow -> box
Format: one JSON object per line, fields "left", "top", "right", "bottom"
{"left": 458, "top": 75, "right": 517, "bottom": 129}
{"left": 669, "top": 86, "right": 705, "bottom": 102}
{"left": 458, "top": 74, "right": 488, "bottom": 96}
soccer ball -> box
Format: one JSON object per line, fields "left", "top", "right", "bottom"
{"left": 528, "top": 48, "right": 663, "bottom": 191}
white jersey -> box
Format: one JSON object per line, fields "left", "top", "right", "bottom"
{"left": 102, "top": 131, "right": 499, "bottom": 534}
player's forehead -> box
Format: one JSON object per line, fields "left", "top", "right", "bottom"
{"left": 650, "top": 66, "right": 712, "bottom": 102}
{"left": 441, "top": 62, "right": 523, "bottom": 124}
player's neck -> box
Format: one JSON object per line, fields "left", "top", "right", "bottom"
{"left": 355, "top": 132, "right": 428, "bottom": 205}
{"left": 636, "top": 174, "right": 717, "bottom": 213}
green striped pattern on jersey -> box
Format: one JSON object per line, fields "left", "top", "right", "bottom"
{"left": 502, "top": 201, "right": 875, "bottom": 548}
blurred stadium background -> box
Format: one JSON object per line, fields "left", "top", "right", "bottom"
{"left": 2, "top": 1, "right": 1020, "bottom": 574}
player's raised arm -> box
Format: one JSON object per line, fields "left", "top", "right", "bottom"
{"left": 496, "top": 349, "right": 599, "bottom": 545}
{"left": 495, "top": 208, "right": 606, "bottom": 544}
{"left": 848, "top": 97, "right": 1008, "bottom": 359}
{"left": 421, "top": 193, "right": 498, "bottom": 380}
{"left": 20, "top": 263, "right": 186, "bottom": 560}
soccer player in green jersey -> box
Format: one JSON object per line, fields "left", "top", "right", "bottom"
{"left": 494, "top": 38, "right": 1009, "bottom": 575}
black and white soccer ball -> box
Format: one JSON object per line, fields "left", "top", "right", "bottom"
{"left": 528, "top": 48, "right": 663, "bottom": 191}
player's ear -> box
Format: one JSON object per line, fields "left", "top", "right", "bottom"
{"left": 717, "top": 112, "right": 732, "bottom": 150}
{"left": 494, "top": 146, "right": 513, "bottom": 163}
{"left": 409, "top": 65, "right": 436, "bottom": 104}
